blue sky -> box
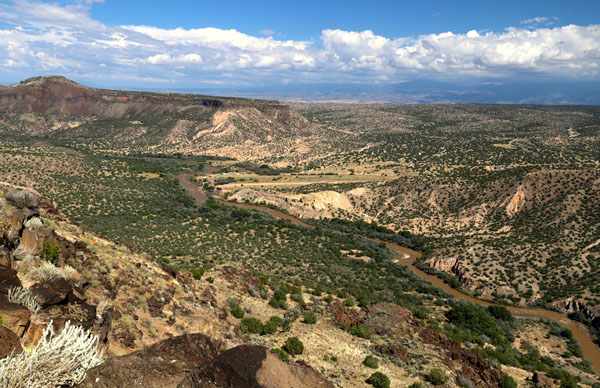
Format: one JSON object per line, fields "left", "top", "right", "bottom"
{"left": 89, "top": 0, "right": 599, "bottom": 40}
{"left": 0, "top": 0, "right": 599, "bottom": 100}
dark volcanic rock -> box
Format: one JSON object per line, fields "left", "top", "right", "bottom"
{"left": 178, "top": 344, "right": 334, "bottom": 388}
{"left": 0, "top": 302, "right": 31, "bottom": 337}
{"left": 29, "top": 277, "right": 72, "bottom": 307}
{"left": 77, "top": 334, "right": 220, "bottom": 388}
{"left": 330, "top": 300, "right": 365, "bottom": 328}
{"left": 0, "top": 266, "right": 22, "bottom": 295}
{"left": 0, "top": 325, "right": 23, "bottom": 358}
{"left": 418, "top": 326, "right": 502, "bottom": 388}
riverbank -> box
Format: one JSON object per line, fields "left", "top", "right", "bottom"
{"left": 177, "top": 174, "right": 600, "bottom": 375}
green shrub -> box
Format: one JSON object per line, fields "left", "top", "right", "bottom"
{"left": 240, "top": 318, "right": 263, "bottom": 334}
{"left": 191, "top": 267, "right": 204, "bottom": 280}
{"left": 363, "top": 355, "right": 379, "bottom": 369}
{"left": 498, "top": 375, "right": 517, "bottom": 388}
{"left": 206, "top": 277, "right": 214, "bottom": 283}
{"left": 426, "top": 369, "right": 449, "bottom": 386}
{"left": 487, "top": 306, "right": 513, "bottom": 322}
{"left": 408, "top": 382, "right": 423, "bottom": 388}
{"left": 343, "top": 298, "right": 355, "bottom": 307}
{"left": 350, "top": 324, "right": 372, "bottom": 340}
{"left": 263, "top": 319, "right": 278, "bottom": 335}
{"left": 269, "top": 288, "right": 288, "bottom": 309}
{"left": 303, "top": 312, "right": 317, "bottom": 324}
{"left": 41, "top": 240, "right": 60, "bottom": 264}
{"left": 366, "top": 372, "right": 390, "bottom": 388}
{"left": 269, "top": 316, "right": 283, "bottom": 326}
{"left": 0, "top": 314, "right": 3, "bottom": 326}
{"left": 445, "top": 302, "right": 505, "bottom": 345}
{"left": 290, "top": 293, "right": 306, "bottom": 307}
{"left": 283, "top": 337, "right": 304, "bottom": 355}
{"left": 270, "top": 348, "right": 289, "bottom": 362}
{"left": 230, "top": 303, "right": 245, "bottom": 319}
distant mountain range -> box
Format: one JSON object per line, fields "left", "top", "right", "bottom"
{"left": 137, "top": 79, "right": 600, "bottom": 105}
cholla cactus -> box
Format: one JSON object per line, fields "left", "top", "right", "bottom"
{"left": 0, "top": 320, "right": 104, "bottom": 388}
{"left": 7, "top": 286, "right": 41, "bottom": 315}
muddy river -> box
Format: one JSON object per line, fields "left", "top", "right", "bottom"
{"left": 179, "top": 175, "right": 600, "bottom": 374}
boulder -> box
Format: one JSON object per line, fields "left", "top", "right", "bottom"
{"left": 77, "top": 334, "right": 220, "bottom": 388}
{"left": 42, "top": 302, "right": 96, "bottom": 330}
{"left": 16, "top": 226, "right": 56, "bottom": 258}
{"left": 21, "top": 318, "right": 48, "bottom": 348}
{"left": 29, "top": 277, "right": 72, "bottom": 307}
{"left": 0, "top": 302, "right": 31, "bottom": 337}
{"left": 178, "top": 345, "right": 334, "bottom": 388}
{"left": 0, "top": 326, "right": 23, "bottom": 358}
{"left": 0, "top": 266, "right": 22, "bottom": 296}
{"left": 5, "top": 189, "right": 39, "bottom": 209}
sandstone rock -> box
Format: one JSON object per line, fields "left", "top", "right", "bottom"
{"left": 78, "top": 334, "right": 219, "bottom": 388}
{"left": 424, "top": 256, "right": 458, "bottom": 272}
{"left": 423, "top": 256, "right": 483, "bottom": 293}
{"left": 554, "top": 297, "right": 595, "bottom": 322}
{"left": 0, "top": 302, "right": 31, "bottom": 337}
{"left": 178, "top": 345, "right": 334, "bottom": 388}
{"left": 0, "top": 326, "right": 23, "bottom": 358}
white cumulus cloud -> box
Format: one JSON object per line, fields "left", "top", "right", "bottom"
{"left": 0, "top": 1, "right": 598, "bottom": 87}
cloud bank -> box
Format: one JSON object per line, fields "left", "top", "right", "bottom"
{"left": 0, "top": 0, "right": 599, "bottom": 87}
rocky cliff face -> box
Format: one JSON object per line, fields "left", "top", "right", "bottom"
{"left": 0, "top": 76, "right": 234, "bottom": 119}
{"left": 422, "top": 256, "right": 484, "bottom": 294}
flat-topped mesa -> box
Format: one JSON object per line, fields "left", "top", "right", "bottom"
{"left": 0, "top": 76, "right": 285, "bottom": 119}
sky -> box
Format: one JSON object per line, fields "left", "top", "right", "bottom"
{"left": 0, "top": 0, "right": 599, "bottom": 101}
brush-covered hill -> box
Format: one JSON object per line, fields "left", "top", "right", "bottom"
{"left": 1, "top": 186, "right": 597, "bottom": 387}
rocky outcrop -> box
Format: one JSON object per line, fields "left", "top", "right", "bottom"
{"left": 422, "top": 256, "right": 483, "bottom": 293}
{"left": 0, "top": 187, "right": 111, "bottom": 352}
{"left": 554, "top": 297, "right": 596, "bottom": 322}
{"left": 418, "top": 326, "right": 502, "bottom": 388}
{"left": 0, "top": 76, "right": 251, "bottom": 119}
{"left": 78, "top": 334, "right": 220, "bottom": 388}
{"left": 178, "top": 345, "right": 334, "bottom": 388}
{"left": 330, "top": 299, "right": 365, "bottom": 328}
{"left": 78, "top": 337, "right": 333, "bottom": 388}
{"left": 229, "top": 189, "right": 357, "bottom": 220}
